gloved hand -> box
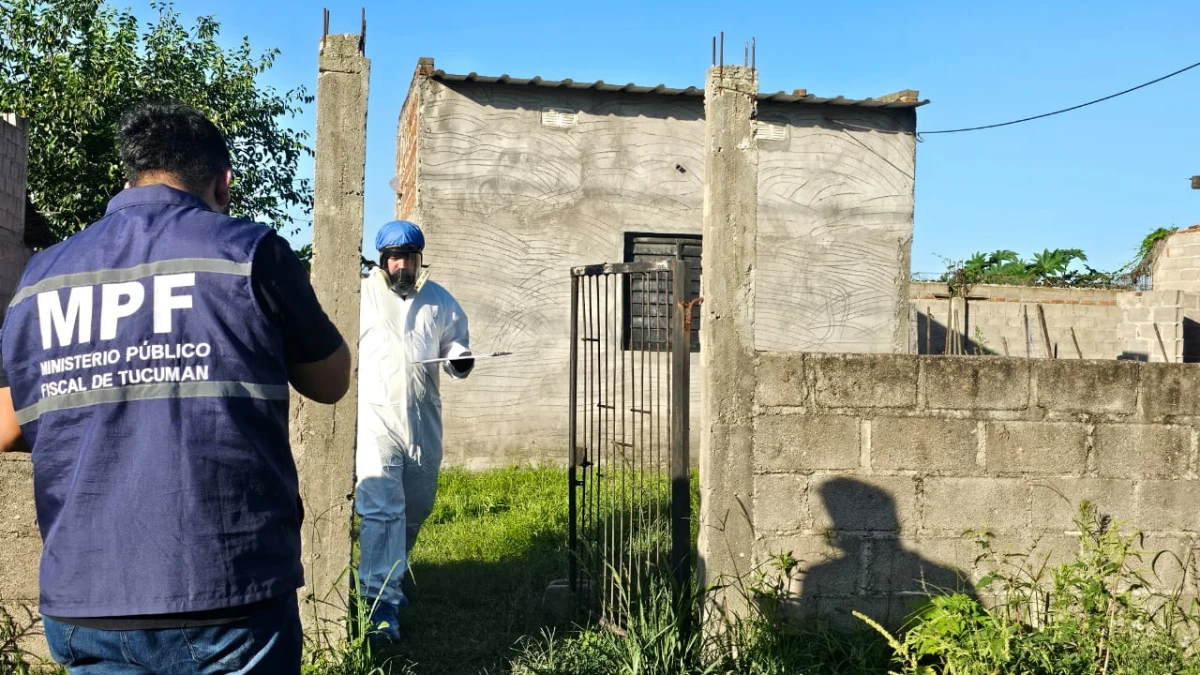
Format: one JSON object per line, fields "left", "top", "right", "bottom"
{"left": 450, "top": 357, "right": 474, "bottom": 374}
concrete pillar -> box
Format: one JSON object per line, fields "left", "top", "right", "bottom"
{"left": 293, "top": 33, "right": 368, "bottom": 638}
{"left": 697, "top": 65, "right": 758, "bottom": 615}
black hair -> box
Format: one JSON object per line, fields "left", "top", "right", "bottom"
{"left": 118, "top": 102, "right": 231, "bottom": 190}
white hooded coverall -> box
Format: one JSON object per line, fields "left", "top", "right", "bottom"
{"left": 356, "top": 270, "right": 472, "bottom": 606}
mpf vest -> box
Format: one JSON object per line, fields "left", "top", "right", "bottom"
{"left": 2, "top": 185, "right": 301, "bottom": 617}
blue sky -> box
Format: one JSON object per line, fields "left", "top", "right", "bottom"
{"left": 123, "top": 0, "right": 1200, "bottom": 277}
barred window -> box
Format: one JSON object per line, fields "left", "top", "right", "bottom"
{"left": 623, "top": 233, "right": 701, "bottom": 352}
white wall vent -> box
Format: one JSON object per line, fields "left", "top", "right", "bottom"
{"left": 755, "top": 120, "right": 787, "bottom": 142}
{"left": 541, "top": 107, "right": 578, "bottom": 128}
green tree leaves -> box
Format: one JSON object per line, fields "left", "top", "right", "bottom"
{"left": 946, "top": 248, "right": 1113, "bottom": 288}
{"left": 0, "top": 0, "right": 312, "bottom": 243}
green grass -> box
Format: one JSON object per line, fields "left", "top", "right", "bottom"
{"left": 372, "top": 466, "right": 572, "bottom": 675}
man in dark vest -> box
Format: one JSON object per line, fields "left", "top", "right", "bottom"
{"left": 0, "top": 103, "right": 350, "bottom": 673}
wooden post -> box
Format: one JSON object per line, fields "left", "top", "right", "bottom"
{"left": 1023, "top": 305, "right": 1033, "bottom": 357}
{"left": 1036, "top": 304, "right": 1053, "bottom": 359}
{"left": 1153, "top": 323, "right": 1171, "bottom": 362}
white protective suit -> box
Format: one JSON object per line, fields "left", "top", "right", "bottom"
{"left": 356, "top": 269, "right": 472, "bottom": 606}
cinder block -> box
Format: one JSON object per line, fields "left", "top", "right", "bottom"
{"left": 1122, "top": 307, "right": 1151, "bottom": 323}
{"left": 922, "top": 357, "right": 1030, "bottom": 410}
{"left": 1140, "top": 364, "right": 1200, "bottom": 417}
{"left": 763, "top": 532, "right": 860, "bottom": 596}
{"left": 923, "top": 477, "right": 1030, "bottom": 533}
{"left": 1029, "top": 478, "right": 1136, "bottom": 531}
{"left": 756, "top": 532, "right": 839, "bottom": 572}
{"left": 1137, "top": 480, "right": 1200, "bottom": 531}
{"left": 756, "top": 353, "right": 807, "bottom": 407}
{"left": 872, "top": 416, "right": 977, "bottom": 473}
{"left": 753, "top": 473, "right": 809, "bottom": 532}
{"left": 817, "top": 595, "right": 896, "bottom": 632}
{"left": 866, "top": 536, "right": 975, "bottom": 595}
{"left": 810, "top": 354, "right": 917, "bottom": 409}
{"left": 902, "top": 536, "right": 983, "bottom": 586}
{"left": 1138, "top": 534, "right": 1191, "bottom": 592}
{"left": 1094, "top": 424, "right": 1190, "bottom": 478}
{"left": 809, "top": 475, "right": 918, "bottom": 533}
{"left": 985, "top": 421, "right": 1088, "bottom": 476}
{"left": 1023, "top": 532, "right": 1085, "bottom": 570}
{"left": 1033, "top": 360, "right": 1138, "bottom": 415}
{"left": 755, "top": 413, "right": 861, "bottom": 472}
{"left": 1153, "top": 307, "right": 1183, "bottom": 323}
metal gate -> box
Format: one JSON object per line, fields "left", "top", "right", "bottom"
{"left": 568, "top": 258, "right": 696, "bottom": 625}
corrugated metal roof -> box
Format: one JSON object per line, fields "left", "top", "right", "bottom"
{"left": 430, "top": 70, "right": 928, "bottom": 108}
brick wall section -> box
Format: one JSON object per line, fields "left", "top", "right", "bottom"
{"left": 911, "top": 282, "right": 1200, "bottom": 363}
{"left": 743, "top": 353, "right": 1200, "bottom": 627}
{"left": 1118, "top": 290, "right": 1183, "bottom": 362}
{"left": 0, "top": 113, "right": 30, "bottom": 314}
{"left": 393, "top": 58, "right": 431, "bottom": 220}
{"left": 1152, "top": 226, "right": 1200, "bottom": 293}
{"left": 395, "top": 95, "right": 418, "bottom": 219}
{"left": 911, "top": 282, "right": 1124, "bottom": 359}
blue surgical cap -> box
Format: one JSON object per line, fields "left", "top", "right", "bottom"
{"left": 375, "top": 220, "right": 425, "bottom": 252}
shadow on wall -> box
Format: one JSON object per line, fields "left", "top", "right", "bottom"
{"left": 1186, "top": 317, "right": 1200, "bottom": 363}
{"left": 916, "top": 311, "right": 993, "bottom": 356}
{"left": 1117, "top": 351, "right": 1150, "bottom": 362}
{"left": 797, "top": 478, "right": 977, "bottom": 627}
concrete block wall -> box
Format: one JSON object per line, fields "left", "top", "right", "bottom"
{"left": 910, "top": 282, "right": 1124, "bottom": 359}
{"left": 0, "top": 113, "right": 30, "bottom": 314}
{"left": 733, "top": 353, "right": 1200, "bottom": 627}
{"left": 1152, "top": 226, "right": 1200, "bottom": 293}
{"left": 1117, "top": 290, "right": 1183, "bottom": 362}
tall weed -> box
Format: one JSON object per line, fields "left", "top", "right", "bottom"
{"left": 301, "top": 568, "right": 415, "bottom": 675}
{"left": 0, "top": 602, "right": 63, "bottom": 674}
{"left": 512, "top": 559, "right": 890, "bottom": 675}
{"left": 858, "top": 501, "right": 1200, "bottom": 675}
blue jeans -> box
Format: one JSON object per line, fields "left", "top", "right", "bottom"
{"left": 41, "top": 596, "right": 302, "bottom": 674}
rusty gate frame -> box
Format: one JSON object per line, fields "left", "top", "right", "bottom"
{"left": 567, "top": 258, "right": 695, "bottom": 624}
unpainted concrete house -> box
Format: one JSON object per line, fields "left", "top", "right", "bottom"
{"left": 393, "top": 58, "right": 925, "bottom": 466}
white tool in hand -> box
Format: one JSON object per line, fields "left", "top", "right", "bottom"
{"left": 410, "top": 351, "right": 514, "bottom": 366}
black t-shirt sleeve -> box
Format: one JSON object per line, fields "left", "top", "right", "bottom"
{"left": 251, "top": 233, "right": 345, "bottom": 364}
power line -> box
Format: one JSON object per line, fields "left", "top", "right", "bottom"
{"left": 920, "top": 58, "right": 1200, "bottom": 137}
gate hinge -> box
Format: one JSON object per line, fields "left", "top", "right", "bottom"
{"left": 678, "top": 297, "right": 704, "bottom": 333}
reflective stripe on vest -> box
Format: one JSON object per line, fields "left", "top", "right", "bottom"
{"left": 14, "top": 380, "right": 291, "bottom": 425}
{"left": 8, "top": 258, "right": 252, "bottom": 308}
{"left": 8, "top": 256, "right": 273, "bottom": 425}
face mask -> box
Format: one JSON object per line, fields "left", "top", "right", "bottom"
{"left": 390, "top": 267, "right": 417, "bottom": 297}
